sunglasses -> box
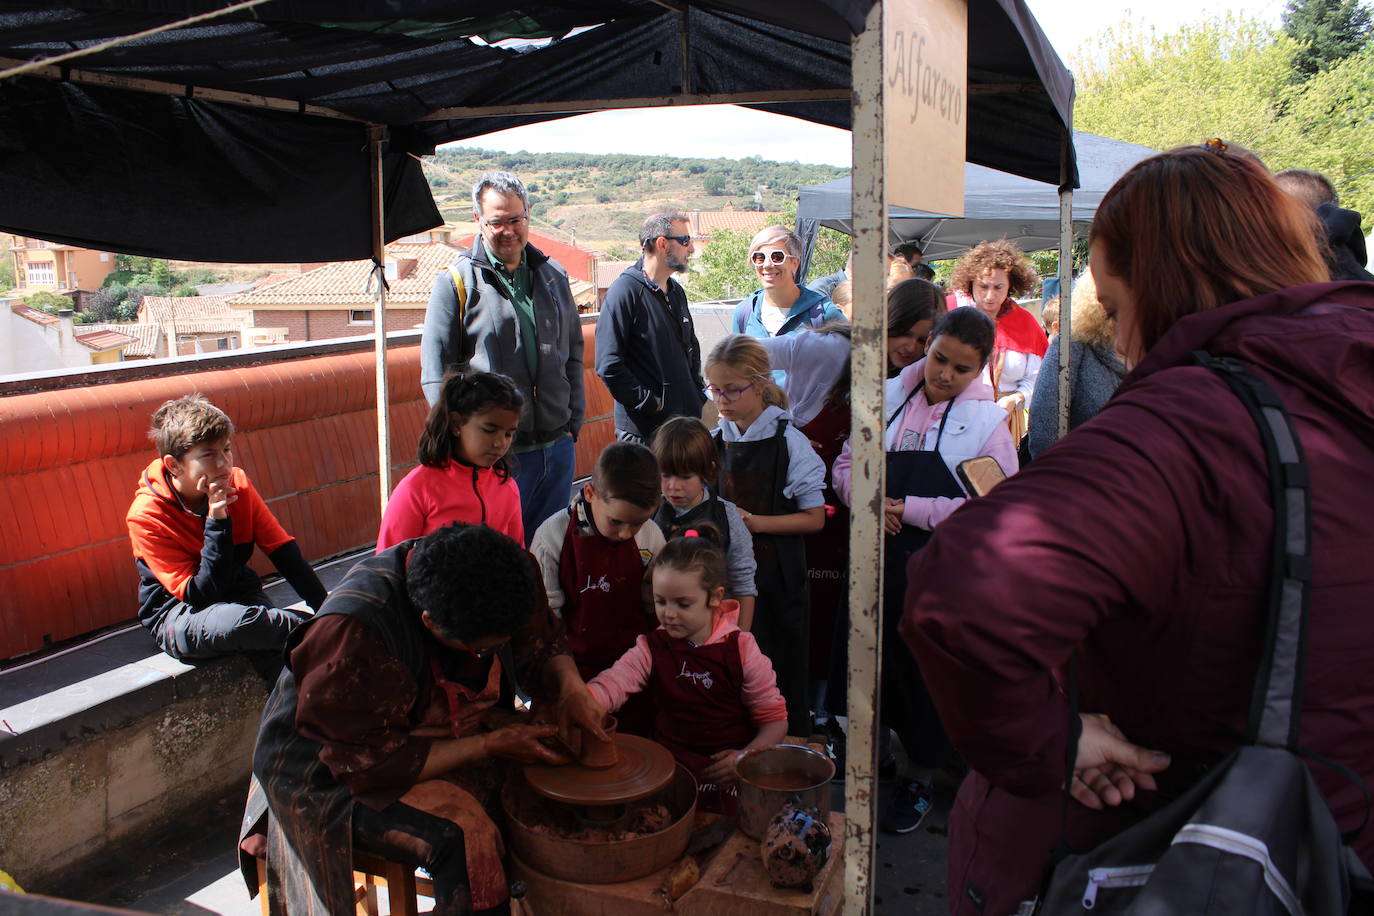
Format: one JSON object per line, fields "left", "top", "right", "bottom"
{"left": 749, "top": 249, "right": 790, "bottom": 266}
{"left": 662, "top": 234, "right": 692, "bottom": 246}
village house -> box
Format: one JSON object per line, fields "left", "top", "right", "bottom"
{"left": 7, "top": 234, "right": 116, "bottom": 301}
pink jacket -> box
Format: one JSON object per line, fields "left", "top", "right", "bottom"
{"left": 376, "top": 461, "right": 523, "bottom": 551}
{"left": 832, "top": 359, "right": 1016, "bottom": 529}
{"left": 587, "top": 600, "right": 788, "bottom": 725}
{"left": 902, "top": 282, "right": 1374, "bottom": 915}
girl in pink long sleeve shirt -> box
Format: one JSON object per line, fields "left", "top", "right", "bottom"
{"left": 377, "top": 372, "right": 525, "bottom": 551}
{"left": 587, "top": 527, "right": 787, "bottom": 812}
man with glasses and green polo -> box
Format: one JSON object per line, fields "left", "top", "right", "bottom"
{"left": 421, "top": 171, "right": 585, "bottom": 543}
{"left": 594, "top": 209, "right": 707, "bottom": 444}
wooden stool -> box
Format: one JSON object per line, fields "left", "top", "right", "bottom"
{"left": 255, "top": 852, "right": 435, "bottom": 916}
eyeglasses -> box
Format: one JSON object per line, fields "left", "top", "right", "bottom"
{"left": 662, "top": 234, "right": 692, "bottom": 246}
{"left": 703, "top": 382, "right": 755, "bottom": 403}
{"left": 481, "top": 215, "right": 528, "bottom": 231}
{"left": 749, "top": 249, "right": 790, "bottom": 266}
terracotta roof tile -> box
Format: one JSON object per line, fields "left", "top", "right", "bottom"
{"left": 227, "top": 244, "right": 457, "bottom": 307}
{"left": 688, "top": 209, "right": 781, "bottom": 237}
{"left": 595, "top": 260, "right": 636, "bottom": 289}
{"left": 82, "top": 322, "right": 160, "bottom": 357}
{"left": 73, "top": 329, "right": 136, "bottom": 352}
{"left": 10, "top": 303, "right": 58, "bottom": 326}
{"left": 139, "top": 294, "right": 239, "bottom": 324}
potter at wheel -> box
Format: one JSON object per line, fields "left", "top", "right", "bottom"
{"left": 524, "top": 734, "right": 677, "bottom": 806}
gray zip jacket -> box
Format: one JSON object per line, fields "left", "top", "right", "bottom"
{"left": 420, "top": 240, "right": 585, "bottom": 446}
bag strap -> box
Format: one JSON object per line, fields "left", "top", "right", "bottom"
{"left": 1192, "top": 351, "right": 1312, "bottom": 750}
{"left": 447, "top": 265, "right": 472, "bottom": 370}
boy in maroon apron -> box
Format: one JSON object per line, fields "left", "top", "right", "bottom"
{"left": 530, "top": 441, "right": 664, "bottom": 734}
{"left": 587, "top": 528, "right": 788, "bottom": 813}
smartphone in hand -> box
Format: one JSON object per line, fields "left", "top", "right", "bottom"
{"left": 956, "top": 456, "right": 1007, "bottom": 497}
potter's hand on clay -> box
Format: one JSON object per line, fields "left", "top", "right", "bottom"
{"left": 1070, "top": 713, "right": 1171, "bottom": 810}
{"left": 482, "top": 723, "right": 571, "bottom": 765}
{"left": 701, "top": 749, "right": 744, "bottom": 785}
{"left": 556, "top": 683, "right": 608, "bottom": 751}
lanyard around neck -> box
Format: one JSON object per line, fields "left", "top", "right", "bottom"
{"left": 886, "top": 380, "right": 953, "bottom": 454}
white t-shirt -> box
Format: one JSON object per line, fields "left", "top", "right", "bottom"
{"left": 760, "top": 304, "right": 789, "bottom": 336}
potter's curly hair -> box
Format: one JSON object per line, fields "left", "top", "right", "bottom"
{"left": 949, "top": 240, "right": 1039, "bottom": 298}
{"left": 406, "top": 523, "right": 535, "bottom": 641}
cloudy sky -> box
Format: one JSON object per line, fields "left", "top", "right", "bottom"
{"left": 442, "top": 0, "right": 1288, "bottom": 167}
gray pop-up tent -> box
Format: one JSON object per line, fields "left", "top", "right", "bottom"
{"left": 797, "top": 131, "right": 1157, "bottom": 262}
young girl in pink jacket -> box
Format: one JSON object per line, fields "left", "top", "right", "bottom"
{"left": 377, "top": 372, "right": 525, "bottom": 550}
{"left": 832, "top": 306, "right": 1017, "bottom": 835}
{"left": 587, "top": 526, "right": 788, "bottom": 813}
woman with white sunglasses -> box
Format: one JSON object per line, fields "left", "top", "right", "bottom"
{"left": 731, "top": 226, "right": 846, "bottom": 384}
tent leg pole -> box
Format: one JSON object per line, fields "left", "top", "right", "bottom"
{"left": 369, "top": 124, "right": 392, "bottom": 514}
{"left": 845, "top": 4, "right": 886, "bottom": 913}
{"left": 1056, "top": 131, "right": 1074, "bottom": 441}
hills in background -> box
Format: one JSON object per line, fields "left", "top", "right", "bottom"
{"left": 424, "top": 146, "right": 847, "bottom": 256}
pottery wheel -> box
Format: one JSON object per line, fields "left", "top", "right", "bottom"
{"left": 524, "top": 734, "right": 675, "bottom": 806}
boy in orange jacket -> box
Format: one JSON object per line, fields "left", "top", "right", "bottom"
{"left": 126, "top": 394, "right": 326, "bottom": 664}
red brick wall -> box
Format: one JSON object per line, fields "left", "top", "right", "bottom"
{"left": 251, "top": 309, "right": 426, "bottom": 342}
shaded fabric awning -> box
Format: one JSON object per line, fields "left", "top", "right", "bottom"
{"left": 0, "top": 0, "right": 1075, "bottom": 263}
{"left": 798, "top": 131, "right": 1156, "bottom": 260}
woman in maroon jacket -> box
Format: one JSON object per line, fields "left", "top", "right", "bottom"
{"left": 902, "top": 144, "right": 1374, "bottom": 915}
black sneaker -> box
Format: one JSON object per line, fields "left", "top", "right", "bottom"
{"left": 879, "top": 777, "right": 934, "bottom": 834}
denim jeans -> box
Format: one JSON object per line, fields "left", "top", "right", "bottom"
{"left": 155, "top": 590, "right": 310, "bottom": 660}
{"left": 512, "top": 434, "right": 575, "bottom": 545}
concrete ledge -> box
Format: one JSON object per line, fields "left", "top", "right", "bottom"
{"left": 0, "top": 557, "right": 359, "bottom": 892}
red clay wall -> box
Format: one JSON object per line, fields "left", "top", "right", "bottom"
{"left": 0, "top": 326, "right": 615, "bottom": 661}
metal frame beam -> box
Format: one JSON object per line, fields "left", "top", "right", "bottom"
{"left": 844, "top": 3, "right": 886, "bottom": 911}
{"left": 418, "top": 89, "right": 849, "bottom": 120}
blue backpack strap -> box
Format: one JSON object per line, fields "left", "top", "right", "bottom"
{"left": 732, "top": 294, "right": 755, "bottom": 334}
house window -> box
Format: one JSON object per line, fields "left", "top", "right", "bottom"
{"left": 348, "top": 310, "right": 374, "bottom": 325}
{"left": 215, "top": 337, "right": 231, "bottom": 351}
{"left": 27, "top": 262, "right": 55, "bottom": 285}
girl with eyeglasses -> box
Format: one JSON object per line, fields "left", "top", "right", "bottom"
{"left": 731, "top": 226, "right": 846, "bottom": 385}
{"left": 703, "top": 334, "right": 826, "bottom": 738}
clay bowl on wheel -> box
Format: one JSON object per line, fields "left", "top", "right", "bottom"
{"left": 503, "top": 763, "right": 698, "bottom": 884}
{"left": 735, "top": 744, "right": 834, "bottom": 840}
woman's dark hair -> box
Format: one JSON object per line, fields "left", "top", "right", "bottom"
{"left": 649, "top": 523, "right": 728, "bottom": 597}
{"left": 1091, "top": 145, "right": 1327, "bottom": 358}
{"left": 592, "top": 441, "right": 661, "bottom": 511}
{"left": 931, "top": 307, "right": 997, "bottom": 365}
{"left": 406, "top": 523, "right": 535, "bottom": 641}
{"left": 887, "top": 278, "right": 943, "bottom": 337}
{"left": 417, "top": 371, "right": 524, "bottom": 476}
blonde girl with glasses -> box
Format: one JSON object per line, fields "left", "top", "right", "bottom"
{"left": 731, "top": 226, "right": 846, "bottom": 384}
{"left": 703, "top": 334, "right": 826, "bottom": 737}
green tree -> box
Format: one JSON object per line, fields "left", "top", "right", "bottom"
{"left": 1283, "top": 0, "right": 1372, "bottom": 77}
{"left": 1074, "top": 15, "right": 1301, "bottom": 160}
{"left": 684, "top": 227, "right": 753, "bottom": 300}
{"left": 24, "top": 291, "right": 74, "bottom": 314}
{"left": 703, "top": 173, "right": 727, "bottom": 196}
{"left": 0, "top": 255, "right": 14, "bottom": 291}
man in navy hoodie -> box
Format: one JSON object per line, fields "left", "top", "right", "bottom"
{"left": 595, "top": 210, "right": 706, "bottom": 444}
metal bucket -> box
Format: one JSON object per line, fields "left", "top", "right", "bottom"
{"left": 736, "top": 744, "right": 834, "bottom": 840}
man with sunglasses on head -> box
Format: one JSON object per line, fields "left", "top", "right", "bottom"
{"left": 595, "top": 209, "right": 707, "bottom": 444}
{"left": 422, "top": 171, "right": 584, "bottom": 542}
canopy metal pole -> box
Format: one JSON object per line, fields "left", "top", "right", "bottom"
{"left": 844, "top": 2, "right": 886, "bottom": 911}
{"left": 369, "top": 124, "right": 392, "bottom": 513}
{"left": 1056, "top": 129, "right": 1074, "bottom": 439}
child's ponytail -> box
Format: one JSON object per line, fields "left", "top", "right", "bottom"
{"left": 417, "top": 371, "right": 525, "bottom": 476}
{"left": 650, "top": 523, "right": 729, "bottom": 597}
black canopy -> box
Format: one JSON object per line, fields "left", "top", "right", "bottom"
{"left": 0, "top": 0, "right": 1074, "bottom": 263}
